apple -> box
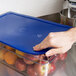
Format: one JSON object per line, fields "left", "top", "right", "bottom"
{"left": 59, "top": 53, "right": 67, "bottom": 61}
{"left": 50, "top": 63, "right": 56, "bottom": 73}
{"left": 23, "top": 53, "right": 40, "bottom": 64}
{"left": 52, "top": 55, "right": 59, "bottom": 64}
{"left": 16, "top": 50, "right": 24, "bottom": 56}
{"left": 34, "top": 62, "right": 51, "bottom": 76}
{"left": 0, "top": 43, "right": 4, "bottom": 47}
{"left": 15, "top": 58, "right": 26, "bottom": 71}
{"left": 23, "top": 54, "right": 47, "bottom": 64}
{"left": 27, "top": 65, "right": 37, "bottom": 76}
{"left": 0, "top": 49, "right": 6, "bottom": 60}
{"left": 4, "top": 51, "right": 17, "bottom": 65}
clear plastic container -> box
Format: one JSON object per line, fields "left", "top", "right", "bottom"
{"left": 0, "top": 42, "right": 67, "bottom": 76}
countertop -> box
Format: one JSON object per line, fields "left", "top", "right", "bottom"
{"left": 0, "top": 13, "right": 76, "bottom": 76}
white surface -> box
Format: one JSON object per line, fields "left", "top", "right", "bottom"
{"left": 63, "top": 1, "right": 69, "bottom": 9}
{"left": 0, "top": 0, "right": 64, "bottom": 17}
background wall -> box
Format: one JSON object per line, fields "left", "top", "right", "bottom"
{"left": 0, "top": 0, "right": 64, "bottom": 17}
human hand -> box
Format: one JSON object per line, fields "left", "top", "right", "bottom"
{"left": 33, "top": 28, "right": 75, "bottom": 57}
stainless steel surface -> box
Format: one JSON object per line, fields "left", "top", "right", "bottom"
{"left": 0, "top": 13, "right": 76, "bottom": 76}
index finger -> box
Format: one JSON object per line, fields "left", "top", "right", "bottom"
{"left": 33, "top": 35, "right": 51, "bottom": 51}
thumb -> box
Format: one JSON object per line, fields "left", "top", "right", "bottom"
{"left": 46, "top": 48, "right": 63, "bottom": 57}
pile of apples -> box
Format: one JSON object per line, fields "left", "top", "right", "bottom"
{"left": 0, "top": 43, "right": 67, "bottom": 76}
{"left": 16, "top": 53, "right": 57, "bottom": 76}
{"left": 15, "top": 51, "right": 67, "bottom": 76}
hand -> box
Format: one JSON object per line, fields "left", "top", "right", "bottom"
{"left": 33, "top": 28, "right": 75, "bottom": 57}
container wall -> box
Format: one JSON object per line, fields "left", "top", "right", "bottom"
{"left": 0, "top": 42, "right": 67, "bottom": 76}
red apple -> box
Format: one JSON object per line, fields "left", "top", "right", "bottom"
{"left": 34, "top": 62, "right": 51, "bottom": 76}
{"left": 15, "top": 58, "right": 26, "bottom": 71}
{"left": 59, "top": 53, "right": 67, "bottom": 61}
{"left": 27, "top": 65, "right": 37, "bottom": 76}
{"left": 50, "top": 63, "right": 56, "bottom": 73}
{"left": 23, "top": 53, "right": 40, "bottom": 64}
{"left": 52, "top": 55, "right": 59, "bottom": 64}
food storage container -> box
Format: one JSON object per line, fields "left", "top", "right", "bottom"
{"left": 0, "top": 42, "right": 68, "bottom": 76}
{"left": 0, "top": 12, "right": 72, "bottom": 76}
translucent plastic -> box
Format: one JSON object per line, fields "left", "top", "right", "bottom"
{"left": 0, "top": 42, "right": 67, "bottom": 76}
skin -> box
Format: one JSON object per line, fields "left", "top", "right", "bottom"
{"left": 33, "top": 27, "right": 76, "bottom": 57}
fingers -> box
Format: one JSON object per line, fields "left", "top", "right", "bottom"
{"left": 33, "top": 37, "right": 49, "bottom": 51}
{"left": 46, "top": 48, "right": 64, "bottom": 57}
{"left": 33, "top": 36, "right": 50, "bottom": 51}
{"left": 33, "top": 43, "right": 49, "bottom": 51}
{"left": 33, "top": 33, "right": 54, "bottom": 51}
{"left": 33, "top": 44, "right": 42, "bottom": 51}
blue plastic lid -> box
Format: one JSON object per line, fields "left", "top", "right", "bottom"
{"left": 0, "top": 12, "right": 72, "bottom": 55}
